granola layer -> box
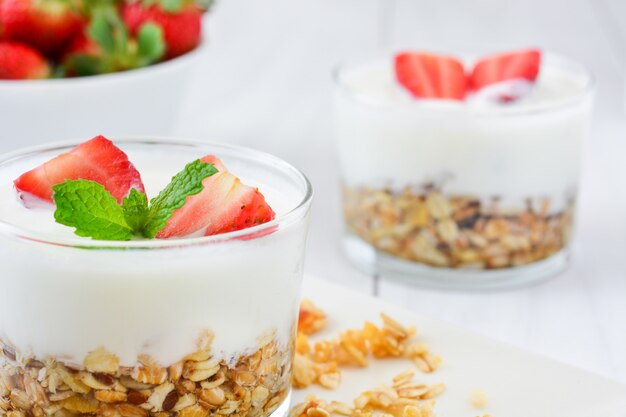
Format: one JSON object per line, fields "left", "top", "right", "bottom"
{"left": 0, "top": 332, "right": 291, "bottom": 417}
{"left": 343, "top": 185, "right": 574, "bottom": 269}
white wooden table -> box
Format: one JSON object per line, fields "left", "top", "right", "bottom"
{"left": 176, "top": 0, "right": 626, "bottom": 384}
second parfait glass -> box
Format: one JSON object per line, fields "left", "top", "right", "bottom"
{"left": 334, "top": 51, "right": 594, "bottom": 289}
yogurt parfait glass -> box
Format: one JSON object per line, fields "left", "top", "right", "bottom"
{"left": 0, "top": 139, "right": 312, "bottom": 417}
{"left": 334, "top": 51, "right": 594, "bottom": 289}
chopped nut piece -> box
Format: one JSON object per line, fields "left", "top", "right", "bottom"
{"left": 126, "top": 390, "right": 148, "bottom": 405}
{"left": 251, "top": 386, "right": 269, "bottom": 407}
{"left": 218, "top": 399, "right": 240, "bottom": 414}
{"left": 162, "top": 389, "right": 179, "bottom": 411}
{"left": 78, "top": 371, "right": 114, "bottom": 390}
{"left": 47, "top": 391, "right": 74, "bottom": 402}
{"left": 95, "top": 390, "right": 127, "bottom": 403}
{"left": 168, "top": 362, "right": 184, "bottom": 382}
{"left": 119, "top": 403, "right": 149, "bottom": 417}
{"left": 178, "top": 404, "right": 209, "bottom": 417}
{"left": 84, "top": 347, "right": 120, "bottom": 374}
{"left": 56, "top": 367, "right": 91, "bottom": 394}
{"left": 172, "top": 393, "right": 197, "bottom": 412}
{"left": 183, "top": 359, "right": 220, "bottom": 382}
{"left": 145, "top": 382, "right": 175, "bottom": 412}
{"left": 61, "top": 395, "right": 99, "bottom": 413}
{"left": 198, "top": 387, "right": 226, "bottom": 406}
{"left": 318, "top": 372, "right": 341, "bottom": 390}
{"left": 120, "top": 376, "right": 155, "bottom": 391}
{"left": 131, "top": 365, "right": 168, "bottom": 385}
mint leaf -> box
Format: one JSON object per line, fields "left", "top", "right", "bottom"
{"left": 53, "top": 180, "right": 134, "bottom": 241}
{"left": 137, "top": 23, "right": 165, "bottom": 64}
{"left": 122, "top": 188, "right": 149, "bottom": 232}
{"left": 143, "top": 160, "right": 217, "bottom": 238}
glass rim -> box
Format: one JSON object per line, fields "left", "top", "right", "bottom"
{"left": 0, "top": 137, "right": 313, "bottom": 250}
{"left": 332, "top": 49, "right": 596, "bottom": 117}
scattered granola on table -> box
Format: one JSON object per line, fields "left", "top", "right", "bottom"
{"left": 293, "top": 312, "right": 440, "bottom": 389}
{"left": 298, "top": 300, "right": 328, "bottom": 336}
{"left": 343, "top": 184, "right": 574, "bottom": 269}
{"left": 469, "top": 388, "right": 488, "bottom": 409}
{"left": 289, "top": 369, "right": 444, "bottom": 417}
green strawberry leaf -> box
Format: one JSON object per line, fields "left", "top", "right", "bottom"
{"left": 86, "top": 5, "right": 131, "bottom": 71}
{"left": 122, "top": 188, "right": 150, "bottom": 232}
{"left": 53, "top": 180, "right": 134, "bottom": 241}
{"left": 161, "top": 0, "right": 184, "bottom": 12}
{"left": 137, "top": 23, "right": 165, "bottom": 64}
{"left": 63, "top": 54, "right": 105, "bottom": 77}
{"left": 112, "top": 11, "right": 128, "bottom": 56}
{"left": 88, "top": 16, "right": 116, "bottom": 55}
{"left": 196, "top": 0, "right": 214, "bottom": 11}
{"left": 143, "top": 160, "right": 217, "bottom": 238}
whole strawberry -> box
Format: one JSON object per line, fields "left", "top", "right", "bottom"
{"left": 0, "top": 0, "right": 84, "bottom": 56}
{"left": 0, "top": 41, "right": 50, "bottom": 79}
{"left": 62, "top": 7, "right": 165, "bottom": 76}
{"left": 122, "top": 0, "right": 201, "bottom": 59}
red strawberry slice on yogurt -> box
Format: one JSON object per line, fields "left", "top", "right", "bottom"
{"left": 157, "top": 155, "right": 276, "bottom": 239}
{"left": 395, "top": 52, "right": 467, "bottom": 100}
{"left": 14, "top": 135, "right": 145, "bottom": 207}
{"left": 470, "top": 49, "right": 541, "bottom": 102}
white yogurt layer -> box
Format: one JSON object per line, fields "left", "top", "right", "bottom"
{"left": 0, "top": 143, "right": 309, "bottom": 367}
{"left": 334, "top": 54, "right": 594, "bottom": 210}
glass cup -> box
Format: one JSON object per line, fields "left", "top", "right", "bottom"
{"left": 0, "top": 138, "right": 312, "bottom": 417}
{"left": 334, "top": 52, "right": 594, "bottom": 289}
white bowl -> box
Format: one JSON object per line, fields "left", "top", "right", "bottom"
{"left": 0, "top": 43, "right": 205, "bottom": 152}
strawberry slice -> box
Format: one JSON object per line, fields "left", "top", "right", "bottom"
{"left": 157, "top": 155, "right": 276, "bottom": 238}
{"left": 470, "top": 49, "right": 541, "bottom": 91}
{"left": 14, "top": 136, "right": 145, "bottom": 207}
{"left": 394, "top": 52, "right": 467, "bottom": 100}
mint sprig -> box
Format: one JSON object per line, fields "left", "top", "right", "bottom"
{"left": 52, "top": 160, "right": 217, "bottom": 241}
{"left": 143, "top": 160, "right": 218, "bottom": 238}
{"left": 53, "top": 180, "right": 135, "bottom": 241}
{"left": 122, "top": 188, "right": 149, "bottom": 232}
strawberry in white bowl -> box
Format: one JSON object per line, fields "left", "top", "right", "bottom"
{"left": 0, "top": 0, "right": 212, "bottom": 150}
